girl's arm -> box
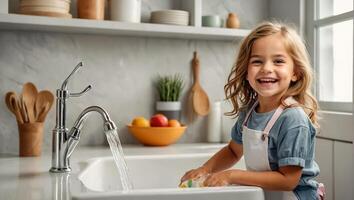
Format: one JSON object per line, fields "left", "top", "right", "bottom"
{"left": 205, "top": 165, "right": 302, "bottom": 191}
{"left": 202, "top": 141, "right": 243, "bottom": 173}
{"left": 232, "top": 166, "right": 302, "bottom": 190}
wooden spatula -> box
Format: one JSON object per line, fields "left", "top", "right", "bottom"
{"left": 191, "top": 51, "right": 210, "bottom": 116}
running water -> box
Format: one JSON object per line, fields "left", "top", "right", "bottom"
{"left": 105, "top": 129, "right": 133, "bottom": 191}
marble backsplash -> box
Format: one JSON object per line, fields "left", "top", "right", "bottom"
{"left": 0, "top": 0, "right": 268, "bottom": 154}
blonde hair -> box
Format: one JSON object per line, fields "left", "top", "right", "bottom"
{"left": 224, "top": 21, "right": 319, "bottom": 126}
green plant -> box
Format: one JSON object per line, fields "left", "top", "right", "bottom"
{"left": 156, "top": 74, "right": 184, "bottom": 101}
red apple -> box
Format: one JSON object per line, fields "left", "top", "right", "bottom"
{"left": 150, "top": 114, "right": 168, "bottom": 127}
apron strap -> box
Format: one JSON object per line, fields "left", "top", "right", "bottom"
{"left": 242, "top": 100, "right": 259, "bottom": 127}
{"left": 262, "top": 97, "right": 298, "bottom": 139}
{"left": 262, "top": 106, "right": 284, "bottom": 135}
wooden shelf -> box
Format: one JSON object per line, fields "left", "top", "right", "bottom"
{"left": 0, "top": 14, "right": 250, "bottom": 41}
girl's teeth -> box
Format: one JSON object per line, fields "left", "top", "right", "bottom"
{"left": 258, "top": 79, "right": 277, "bottom": 83}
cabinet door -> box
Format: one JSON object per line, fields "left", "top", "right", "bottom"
{"left": 315, "top": 138, "right": 333, "bottom": 200}
{"left": 334, "top": 141, "right": 353, "bottom": 200}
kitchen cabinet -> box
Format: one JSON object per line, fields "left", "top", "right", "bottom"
{"left": 334, "top": 141, "right": 353, "bottom": 200}
{"left": 0, "top": 0, "right": 250, "bottom": 41}
{"left": 315, "top": 138, "right": 334, "bottom": 200}
{"left": 316, "top": 137, "right": 354, "bottom": 200}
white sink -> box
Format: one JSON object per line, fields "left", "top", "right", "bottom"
{"left": 73, "top": 152, "right": 265, "bottom": 200}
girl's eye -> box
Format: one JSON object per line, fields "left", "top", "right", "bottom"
{"left": 251, "top": 60, "right": 262, "bottom": 65}
{"left": 274, "top": 59, "right": 285, "bottom": 64}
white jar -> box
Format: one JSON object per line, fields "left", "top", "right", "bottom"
{"left": 207, "top": 101, "right": 222, "bottom": 143}
{"left": 110, "top": 0, "right": 141, "bottom": 23}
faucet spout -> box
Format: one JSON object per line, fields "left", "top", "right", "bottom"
{"left": 63, "top": 106, "right": 116, "bottom": 171}
{"left": 70, "top": 106, "right": 116, "bottom": 137}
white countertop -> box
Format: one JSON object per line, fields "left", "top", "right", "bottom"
{"left": 0, "top": 143, "right": 226, "bottom": 200}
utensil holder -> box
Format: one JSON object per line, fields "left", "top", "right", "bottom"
{"left": 18, "top": 122, "right": 44, "bottom": 157}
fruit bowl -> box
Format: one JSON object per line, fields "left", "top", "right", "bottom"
{"left": 127, "top": 125, "right": 187, "bottom": 146}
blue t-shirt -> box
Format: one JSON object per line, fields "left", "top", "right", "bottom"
{"left": 231, "top": 106, "right": 320, "bottom": 200}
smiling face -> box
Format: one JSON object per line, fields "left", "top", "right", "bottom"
{"left": 247, "top": 32, "right": 297, "bottom": 102}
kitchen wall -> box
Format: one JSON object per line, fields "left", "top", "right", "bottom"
{"left": 0, "top": 0, "right": 268, "bottom": 154}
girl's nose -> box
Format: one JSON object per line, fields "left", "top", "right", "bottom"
{"left": 260, "top": 61, "right": 273, "bottom": 73}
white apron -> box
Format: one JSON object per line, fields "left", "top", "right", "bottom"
{"left": 242, "top": 98, "right": 298, "bottom": 200}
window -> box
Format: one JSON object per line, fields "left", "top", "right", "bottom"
{"left": 307, "top": 0, "right": 354, "bottom": 112}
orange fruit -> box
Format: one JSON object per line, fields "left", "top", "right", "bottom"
{"left": 168, "top": 119, "right": 181, "bottom": 127}
{"left": 132, "top": 117, "right": 150, "bottom": 127}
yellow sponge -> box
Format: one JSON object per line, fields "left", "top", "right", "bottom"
{"left": 179, "top": 177, "right": 206, "bottom": 188}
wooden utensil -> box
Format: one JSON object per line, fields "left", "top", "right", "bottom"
{"left": 36, "top": 102, "right": 50, "bottom": 122}
{"left": 22, "top": 82, "right": 38, "bottom": 123}
{"left": 19, "top": 96, "right": 28, "bottom": 123}
{"left": 35, "top": 90, "right": 54, "bottom": 122}
{"left": 5, "top": 92, "right": 24, "bottom": 124}
{"left": 191, "top": 51, "right": 210, "bottom": 116}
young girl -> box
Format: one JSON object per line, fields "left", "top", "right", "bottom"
{"left": 181, "top": 22, "right": 324, "bottom": 200}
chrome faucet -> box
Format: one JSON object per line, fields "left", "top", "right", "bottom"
{"left": 50, "top": 62, "right": 117, "bottom": 173}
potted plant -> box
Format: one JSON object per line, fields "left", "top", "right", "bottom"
{"left": 155, "top": 74, "right": 184, "bottom": 121}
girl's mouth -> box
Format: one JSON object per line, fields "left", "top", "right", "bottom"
{"left": 256, "top": 78, "right": 278, "bottom": 84}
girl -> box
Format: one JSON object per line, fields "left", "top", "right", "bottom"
{"left": 181, "top": 22, "right": 324, "bottom": 200}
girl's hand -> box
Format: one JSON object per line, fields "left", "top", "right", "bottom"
{"left": 203, "top": 170, "right": 232, "bottom": 187}
{"left": 180, "top": 166, "right": 210, "bottom": 183}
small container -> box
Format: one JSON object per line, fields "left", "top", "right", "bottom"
{"left": 207, "top": 101, "right": 221, "bottom": 143}
{"left": 110, "top": 0, "right": 141, "bottom": 23}
{"left": 202, "top": 15, "right": 223, "bottom": 27}
{"left": 226, "top": 13, "right": 240, "bottom": 28}
{"left": 77, "top": 0, "right": 105, "bottom": 20}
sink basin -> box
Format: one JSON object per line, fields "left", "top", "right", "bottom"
{"left": 73, "top": 152, "right": 265, "bottom": 200}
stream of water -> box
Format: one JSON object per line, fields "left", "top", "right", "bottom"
{"left": 105, "top": 129, "right": 133, "bottom": 191}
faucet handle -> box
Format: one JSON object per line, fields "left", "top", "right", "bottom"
{"left": 61, "top": 62, "right": 83, "bottom": 90}
{"left": 69, "top": 85, "right": 92, "bottom": 97}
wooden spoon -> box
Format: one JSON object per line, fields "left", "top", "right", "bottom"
{"left": 22, "top": 82, "right": 38, "bottom": 123}
{"left": 37, "top": 102, "right": 50, "bottom": 122}
{"left": 19, "top": 95, "right": 28, "bottom": 123}
{"left": 191, "top": 51, "right": 210, "bottom": 116}
{"left": 5, "top": 92, "right": 24, "bottom": 124}
{"left": 35, "top": 90, "right": 54, "bottom": 121}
